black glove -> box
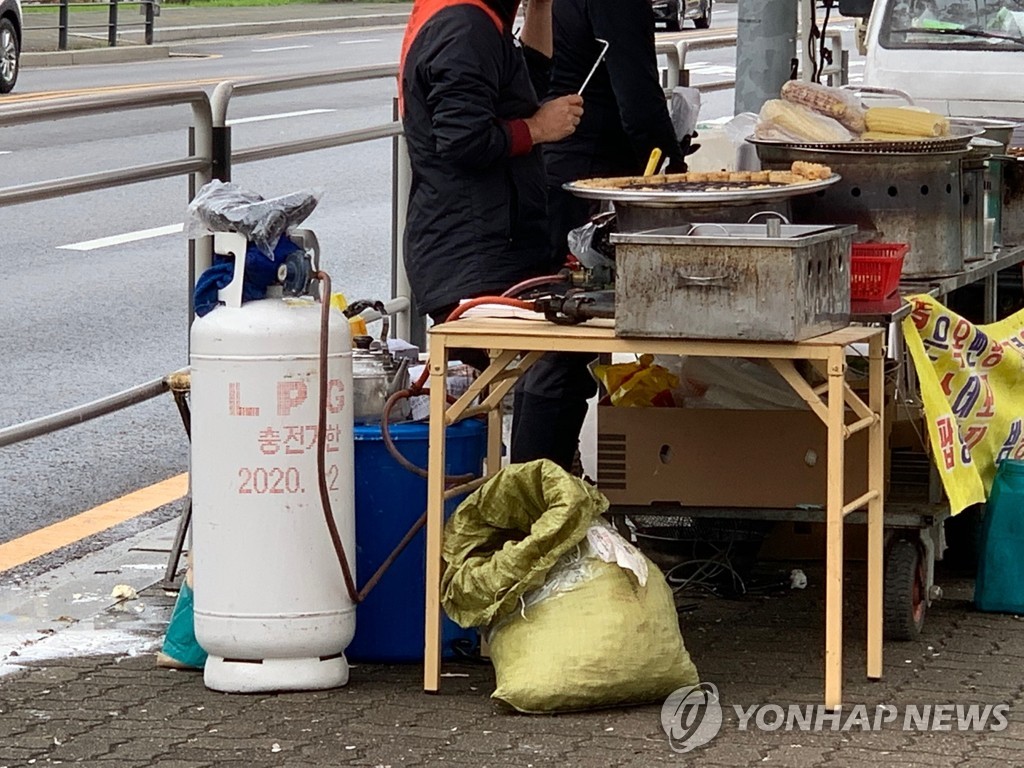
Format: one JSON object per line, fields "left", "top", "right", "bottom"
{"left": 680, "top": 130, "right": 701, "bottom": 158}
{"left": 665, "top": 132, "right": 701, "bottom": 175}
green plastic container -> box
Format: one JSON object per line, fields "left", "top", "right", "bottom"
{"left": 975, "top": 459, "right": 1024, "bottom": 614}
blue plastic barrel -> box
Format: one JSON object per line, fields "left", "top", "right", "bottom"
{"left": 975, "top": 459, "right": 1024, "bottom": 614}
{"left": 347, "top": 419, "right": 486, "bottom": 662}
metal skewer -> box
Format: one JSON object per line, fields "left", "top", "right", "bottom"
{"left": 578, "top": 38, "right": 610, "bottom": 96}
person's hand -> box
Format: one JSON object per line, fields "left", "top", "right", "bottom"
{"left": 524, "top": 95, "right": 584, "bottom": 144}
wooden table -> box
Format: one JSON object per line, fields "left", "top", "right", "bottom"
{"left": 424, "top": 318, "right": 886, "bottom": 709}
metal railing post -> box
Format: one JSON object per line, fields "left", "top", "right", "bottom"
{"left": 675, "top": 40, "right": 689, "bottom": 88}
{"left": 190, "top": 96, "right": 215, "bottom": 327}
{"left": 58, "top": 0, "right": 69, "bottom": 51}
{"left": 391, "top": 98, "right": 421, "bottom": 347}
{"left": 108, "top": 0, "right": 119, "bottom": 47}
{"left": 144, "top": 0, "right": 155, "bottom": 46}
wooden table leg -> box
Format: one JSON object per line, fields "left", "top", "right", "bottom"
{"left": 486, "top": 350, "right": 503, "bottom": 476}
{"left": 480, "top": 349, "right": 504, "bottom": 662}
{"left": 825, "top": 346, "right": 845, "bottom": 710}
{"left": 423, "top": 342, "right": 449, "bottom": 693}
{"left": 867, "top": 334, "right": 885, "bottom": 680}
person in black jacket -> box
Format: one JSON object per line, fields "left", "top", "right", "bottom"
{"left": 400, "top": 0, "right": 591, "bottom": 470}
{"left": 545, "top": 0, "right": 692, "bottom": 261}
{"left": 503, "top": 0, "right": 697, "bottom": 472}
{"left": 400, "top": 0, "right": 582, "bottom": 326}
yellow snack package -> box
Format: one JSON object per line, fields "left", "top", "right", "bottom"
{"left": 592, "top": 354, "right": 679, "bottom": 408}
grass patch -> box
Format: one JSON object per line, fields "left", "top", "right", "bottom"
{"left": 22, "top": 0, "right": 409, "bottom": 12}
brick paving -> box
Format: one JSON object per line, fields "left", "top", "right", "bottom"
{"left": 3, "top": 558, "right": 1023, "bottom": 767}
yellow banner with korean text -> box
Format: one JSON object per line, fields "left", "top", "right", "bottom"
{"left": 901, "top": 295, "right": 1024, "bottom": 515}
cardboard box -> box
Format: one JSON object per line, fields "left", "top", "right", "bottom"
{"left": 597, "top": 405, "right": 888, "bottom": 509}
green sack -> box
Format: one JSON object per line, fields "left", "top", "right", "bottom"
{"left": 442, "top": 460, "right": 699, "bottom": 713}
{"left": 441, "top": 459, "right": 607, "bottom": 629}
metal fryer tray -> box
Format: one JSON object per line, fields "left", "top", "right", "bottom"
{"left": 563, "top": 174, "right": 840, "bottom": 206}
{"left": 747, "top": 122, "right": 983, "bottom": 154}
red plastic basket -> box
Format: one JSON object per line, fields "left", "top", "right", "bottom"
{"left": 850, "top": 243, "right": 909, "bottom": 301}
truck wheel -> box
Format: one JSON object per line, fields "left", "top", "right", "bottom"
{"left": 694, "top": 0, "right": 711, "bottom": 28}
{"left": 884, "top": 537, "right": 926, "bottom": 641}
{"left": 668, "top": 1, "right": 683, "bottom": 32}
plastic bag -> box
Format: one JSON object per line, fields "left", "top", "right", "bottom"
{"left": 567, "top": 210, "right": 616, "bottom": 270}
{"left": 755, "top": 100, "right": 854, "bottom": 144}
{"left": 186, "top": 180, "right": 321, "bottom": 258}
{"left": 781, "top": 80, "right": 867, "bottom": 133}
{"left": 653, "top": 355, "right": 807, "bottom": 410}
{"left": 159, "top": 571, "right": 207, "bottom": 670}
{"left": 724, "top": 112, "right": 761, "bottom": 171}
{"left": 670, "top": 86, "right": 702, "bottom": 141}
{"left": 592, "top": 353, "right": 678, "bottom": 407}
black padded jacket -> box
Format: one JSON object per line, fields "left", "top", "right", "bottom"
{"left": 543, "top": 0, "right": 683, "bottom": 184}
{"left": 400, "top": 0, "right": 555, "bottom": 316}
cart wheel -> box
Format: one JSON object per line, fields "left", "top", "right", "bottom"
{"left": 884, "top": 538, "right": 927, "bottom": 641}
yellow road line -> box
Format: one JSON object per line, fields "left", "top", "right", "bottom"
{"left": 0, "top": 473, "right": 189, "bottom": 573}
{"left": 1, "top": 75, "right": 252, "bottom": 104}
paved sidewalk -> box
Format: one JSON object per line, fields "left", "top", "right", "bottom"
{"left": 3, "top": 511, "right": 1024, "bottom": 767}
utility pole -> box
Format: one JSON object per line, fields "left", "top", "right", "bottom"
{"left": 734, "top": 0, "right": 798, "bottom": 115}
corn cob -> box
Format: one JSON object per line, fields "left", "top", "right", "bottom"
{"left": 781, "top": 80, "right": 867, "bottom": 133}
{"left": 759, "top": 99, "right": 853, "bottom": 143}
{"left": 864, "top": 107, "right": 949, "bottom": 137}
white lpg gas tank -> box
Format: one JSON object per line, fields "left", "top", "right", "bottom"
{"left": 189, "top": 233, "right": 355, "bottom": 693}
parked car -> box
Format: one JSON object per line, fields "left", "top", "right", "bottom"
{"left": 652, "top": 0, "right": 711, "bottom": 31}
{"left": 0, "top": 0, "right": 21, "bottom": 93}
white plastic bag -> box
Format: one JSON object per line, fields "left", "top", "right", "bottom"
{"left": 186, "top": 180, "right": 321, "bottom": 258}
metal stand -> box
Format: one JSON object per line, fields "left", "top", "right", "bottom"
{"left": 161, "top": 374, "right": 192, "bottom": 590}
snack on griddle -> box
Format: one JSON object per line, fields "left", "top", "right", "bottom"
{"left": 570, "top": 162, "right": 833, "bottom": 192}
{"left": 791, "top": 161, "right": 832, "bottom": 181}
{"left": 767, "top": 171, "right": 801, "bottom": 184}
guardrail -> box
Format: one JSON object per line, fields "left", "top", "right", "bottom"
{"left": 657, "top": 29, "right": 847, "bottom": 95}
{"left": 0, "top": 32, "right": 837, "bottom": 449}
{"left": 0, "top": 67, "right": 409, "bottom": 449}
{"left": 23, "top": 0, "right": 159, "bottom": 49}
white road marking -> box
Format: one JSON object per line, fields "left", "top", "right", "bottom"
{"left": 338, "top": 39, "right": 382, "bottom": 45}
{"left": 227, "top": 108, "right": 336, "bottom": 126}
{"left": 58, "top": 223, "right": 183, "bottom": 252}
{"left": 687, "top": 61, "right": 736, "bottom": 77}
{"left": 252, "top": 44, "right": 312, "bottom": 53}
{"left": 0, "top": 151, "right": 10, "bottom": 156}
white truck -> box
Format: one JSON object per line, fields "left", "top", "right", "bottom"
{"left": 843, "top": 0, "right": 1024, "bottom": 141}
